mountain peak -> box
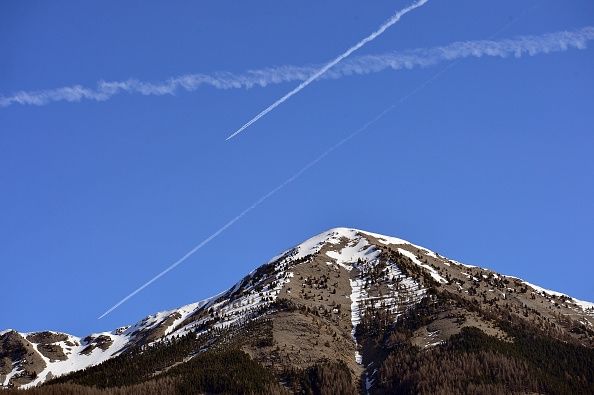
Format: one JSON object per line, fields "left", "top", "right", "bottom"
{"left": 2, "top": 228, "right": 593, "bottom": 390}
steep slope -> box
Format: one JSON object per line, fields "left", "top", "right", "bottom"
{"left": 0, "top": 299, "right": 213, "bottom": 389}
{"left": 2, "top": 228, "right": 593, "bottom": 392}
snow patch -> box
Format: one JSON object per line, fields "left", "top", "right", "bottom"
{"left": 355, "top": 350, "right": 363, "bottom": 365}
{"left": 520, "top": 280, "right": 594, "bottom": 314}
{"left": 22, "top": 332, "right": 130, "bottom": 389}
{"left": 449, "top": 259, "right": 477, "bottom": 268}
{"left": 293, "top": 228, "right": 356, "bottom": 259}
{"left": 398, "top": 248, "right": 448, "bottom": 284}
{"left": 2, "top": 366, "right": 20, "bottom": 387}
{"left": 325, "top": 236, "right": 381, "bottom": 271}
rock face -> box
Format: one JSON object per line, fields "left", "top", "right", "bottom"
{"left": 0, "top": 331, "right": 47, "bottom": 387}
{"left": 2, "top": 228, "right": 594, "bottom": 391}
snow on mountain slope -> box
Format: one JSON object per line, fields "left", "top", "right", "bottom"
{"left": 21, "top": 331, "right": 128, "bottom": 389}
{"left": 313, "top": 228, "right": 429, "bottom": 364}
{"left": 2, "top": 227, "right": 593, "bottom": 389}
{"left": 516, "top": 279, "right": 594, "bottom": 313}
{"left": 1, "top": 302, "right": 213, "bottom": 389}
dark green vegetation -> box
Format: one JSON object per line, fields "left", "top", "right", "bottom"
{"left": 3, "top": 348, "right": 284, "bottom": 395}
{"left": 373, "top": 326, "right": 594, "bottom": 394}
{"left": 361, "top": 293, "right": 594, "bottom": 395}
{"left": 281, "top": 361, "right": 357, "bottom": 395}
{"left": 48, "top": 334, "right": 204, "bottom": 388}
{"left": 41, "top": 319, "right": 284, "bottom": 394}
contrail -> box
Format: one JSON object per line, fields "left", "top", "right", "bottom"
{"left": 97, "top": 5, "right": 541, "bottom": 320}
{"left": 224, "top": 0, "right": 430, "bottom": 140}
{"left": 97, "top": 119, "right": 375, "bottom": 319}
{"left": 1, "top": 0, "right": 429, "bottom": 113}
{"left": 97, "top": 3, "right": 543, "bottom": 319}
{"left": 98, "top": 55, "right": 465, "bottom": 320}
{"left": 3, "top": 27, "right": 593, "bottom": 109}
{"left": 97, "top": 101, "right": 390, "bottom": 319}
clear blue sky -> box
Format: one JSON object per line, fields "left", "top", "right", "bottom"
{"left": 1, "top": 0, "right": 593, "bottom": 336}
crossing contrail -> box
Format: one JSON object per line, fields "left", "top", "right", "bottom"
{"left": 97, "top": 5, "right": 545, "bottom": 320}
{"left": 3, "top": 27, "right": 593, "bottom": 109}
{"left": 224, "top": 0, "right": 430, "bottom": 140}
{"left": 97, "top": 53, "right": 467, "bottom": 320}
{"left": 97, "top": 103, "right": 390, "bottom": 319}
{"left": 96, "top": 116, "right": 380, "bottom": 319}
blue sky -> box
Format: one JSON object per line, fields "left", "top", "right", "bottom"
{"left": 1, "top": 0, "right": 593, "bottom": 336}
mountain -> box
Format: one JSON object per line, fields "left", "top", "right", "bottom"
{"left": 2, "top": 227, "right": 594, "bottom": 394}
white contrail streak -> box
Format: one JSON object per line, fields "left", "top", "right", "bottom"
{"left": 97, "top": 6, "right": 541, "bottom": 319}
{"left": 3, "top": 27, "right": 593, "bottom": 109}
{"left": 97, "top": 119, "right": 373, "bottom": 319}
{"left": 224, "top": 0, "right": 430, "bottom": 140}
{"left": 97, "top": 5, "right": 542, "bottom": 319}
{"left": 97, "top": 106, "right": 384, "bottom": 319}
{"left": 97, "top": 56, "right": 462, "bottom": 320}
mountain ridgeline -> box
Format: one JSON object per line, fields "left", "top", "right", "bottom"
{"left": 2, "top": 228, "right": 594, "bottom": 394}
